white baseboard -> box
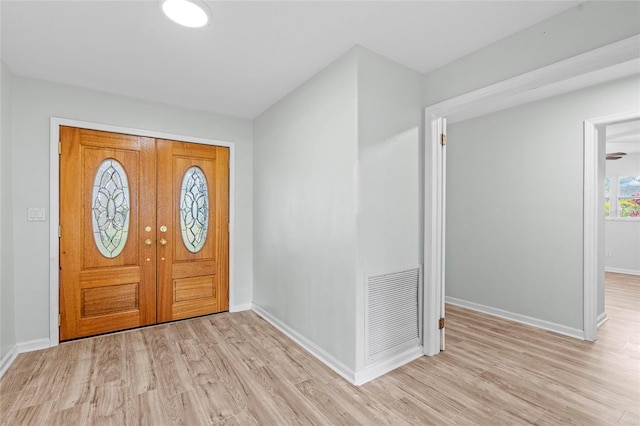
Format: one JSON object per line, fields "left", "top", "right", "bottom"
{"left": 251, "top": 304, "right": 422, "bottom": 386}
{"left": 0, "top": 346, "right": 18, "bottom": 378}
{"left": 354, "top": 346, "right": 423, "bottom": 386}
{"left": 597, "top": 312, "right": 609, "bottom": 327}
{"left": 251, "top": 304, "right": 357, "bottom": 384}
{"left": 445, "top": 297, "right": 585, "bottom": 340}
{"left": 605, "top": 267, "right": 640, "bottom": 276}
{"left": 16, "top": 338, "right": 51, "bottom": 353}
{"left": 229, "top": 303, "right": 252, "bottom": 312}
{"left": 0, "top": 338, "right": 51, "bottom": 378}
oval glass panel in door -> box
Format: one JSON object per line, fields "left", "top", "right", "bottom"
{"left": 91, "top": 158, "right": 130, "bottom": 258}
{"left": 180, "top": 166, "right": 209, "bottom": 253}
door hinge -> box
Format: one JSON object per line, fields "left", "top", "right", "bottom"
{"left": 440, "top": 134, "right": 446, "bottom": 146}
{"left": 59, "top": 225, "right": 61, "bottom": 238}
{"left": 58, "top": 314, "right": 61, "bottom": 327}
{"left": 228, "top": 223, "right": 230, "bottom": 233}
{"left": 58, "top": 141, "right": 62, "bottom": 155}
{"left": 439, "top": 317, "right": 445, "bottom": 329}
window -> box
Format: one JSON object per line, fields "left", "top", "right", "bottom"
{"left": 606, "top": 175, "right": 640, "bottom": 219}
{"left": 618, "top": 176, "right": 640, "bottom": 217}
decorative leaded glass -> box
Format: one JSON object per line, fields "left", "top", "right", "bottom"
{"left": 92, "top": 159, "right": 130, "bottom": 258}
{"left": 180, "top": 166, "right": 209, "bottom": 253}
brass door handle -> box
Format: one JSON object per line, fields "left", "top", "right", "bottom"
{"left": 159, "top": 238, "right": 168, "bottom": 246}
{"left": 144, "top": 238, "right": 152, "bottom": 246}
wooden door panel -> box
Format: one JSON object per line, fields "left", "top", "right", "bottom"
{"left": 79, "top": 265, "right": 141, "bottom": 286}
{"left": 81, "top": 283, "right": 139, "bottom": 317}
{"left": 60, "top": 127, "right": 157, "bottom": 340}
{"left": 157, "top": 140, "right": 229, "bottom": 322}
{"left": 80, "top": 147, "right": 140, "bottom": 269}
{"left": 172, "top": 276, "right": 217, "bottom": 319}
{"left": 172, "top": 155, "right": 216, "bottom": 261}
{"left": 172, "top": 260, "right": 216, "bottom": 279}
{"left": 60, "top": 127, "right": 229, "bottom": 339}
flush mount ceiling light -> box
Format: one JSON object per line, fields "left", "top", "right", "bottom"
{"left": 162, "top": 0, "right": 210, "bottom": 28}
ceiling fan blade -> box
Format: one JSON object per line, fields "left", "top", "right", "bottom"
{"left": 606, "top": 156, "right": 623, "bottom": 160}
{"left": 605, "top": 152, "right": 627, "bottom": 156}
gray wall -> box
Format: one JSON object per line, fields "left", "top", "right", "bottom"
{"left": 253, "top": 46, "right": 423, "bottom": 373}
{"left": 253, "top": 49, "right": 359, "bottom": 370}
{"left": 446, "top": 75, "right": 640, "bottom": 331}
{"left": 605, "top": 220, "right": 640, "bottom": 273}
{"left": 1, "top": 60, "right": 16, "bottom": 360}
{"left": 356, "top": 48, "right": 422, "bottom": 368}
{"left": 357, "top": 48, "right": 423, "bottom": 273}
{"left": 10, "top": 75, "right": 253, "bottom": 344}
{"left": 423, "top": 1, "right": 640, "bottom": 106}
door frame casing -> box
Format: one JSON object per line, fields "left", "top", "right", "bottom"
{"left": 50, "top": 117, "right": 237, "bottom": 346}
{"left": 423, "top": 115, "right": 446, "bottom": 356}
{"left": 423, "top": 35, "right": 640, "bottom": 355}
{"left": 583, "top": 111, "right": 640, "bottom": 341}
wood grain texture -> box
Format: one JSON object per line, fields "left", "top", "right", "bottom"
{"left": 2, "top": 272, "right": 638, "bottom": 424}
{"left": 156, "top": 140, "right": 230, "bottom": 322}
{"left": 59, "top": 127, "right": 157, "bottom": 340}
{"left": 60, "top": 128, "right": 231, "bottom": 340}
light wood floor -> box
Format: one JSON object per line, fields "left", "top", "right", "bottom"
{"left": 1, "top": 272, "right": 638, "bottom": 425}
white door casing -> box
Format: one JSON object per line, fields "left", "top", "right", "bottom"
{"left": 583, "top": 111, "right": 640, "bottom": 341}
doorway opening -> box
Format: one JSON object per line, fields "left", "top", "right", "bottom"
{"left": 584, "top": 114, "right": 640, "bottom": 340}
{"left": 423, "top": 36, "right": 640, "bottom": 354}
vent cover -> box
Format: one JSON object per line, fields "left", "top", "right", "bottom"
{"left": 366, "top": 268, "right": 420, "bottom": 362}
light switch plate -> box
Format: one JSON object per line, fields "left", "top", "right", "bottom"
{"left": 27, "top": 208, "right": 46, "bottom": 222}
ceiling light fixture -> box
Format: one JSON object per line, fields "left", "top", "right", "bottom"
{"left": 162, "top": 0, "right": 210, "bottom": 28}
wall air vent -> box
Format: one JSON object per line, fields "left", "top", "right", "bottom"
{"left": 366, "top": 267, "right": 421, "bottom": 363}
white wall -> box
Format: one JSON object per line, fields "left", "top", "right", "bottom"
{"left": 253, "top": 46, "right": 423, "bottom": 378}
{"left": 605, "top": 152, "right": 640, "bottom": 274}
{"left": 357, "top": 48, "right": 423, "bottom": 274}
{"left": 356, "top": 48, "right": 422, "bottom": 369}
{"left": 253, "top": 49, "right": 359, "bottom": 371}
{"left": 1, "top": 60, "right": 16, "bottom": 361}
{"left": 422, "top": 1, "right": 640, "bottom": 106}
{"left": 10, "top": 76, "right": 253, "bottom": 344}
{"left": 445, "top": 75, "right": 640, "bottom": 333}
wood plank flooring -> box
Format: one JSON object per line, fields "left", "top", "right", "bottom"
{"left": 1, "top": 272, "right": 638, "bottom": 425}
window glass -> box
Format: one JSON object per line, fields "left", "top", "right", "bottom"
{"left": 618, "top": 176, "right": 640, "bottom": 198}
{"left": 92, "top": 159, "right": 130, "bottom": 258}
{"left": 180, "top": 166, "right": 209, "bottom": 253}
{"left": 616, "top": 176, "right": 640, "bottom": 218}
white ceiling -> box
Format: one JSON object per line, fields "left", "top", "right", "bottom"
{"left": 607, "top": 119, "right": 640, "bottom": 155}
{"left": 1, "top": 1, "right": 580, "bottom": 120}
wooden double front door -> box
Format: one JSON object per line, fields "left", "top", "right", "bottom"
{"left": 59, "top": 127, "right": 229, "bottom": 341}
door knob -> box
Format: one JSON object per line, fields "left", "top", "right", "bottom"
{"left": 160, "top": 238, "right": 168, "bottom": 246}
{"left": 144, "top": 238, "right": 152, "bottom": 246}
{"left": 160, "top": 225, "right": 167, "bottom": 233}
